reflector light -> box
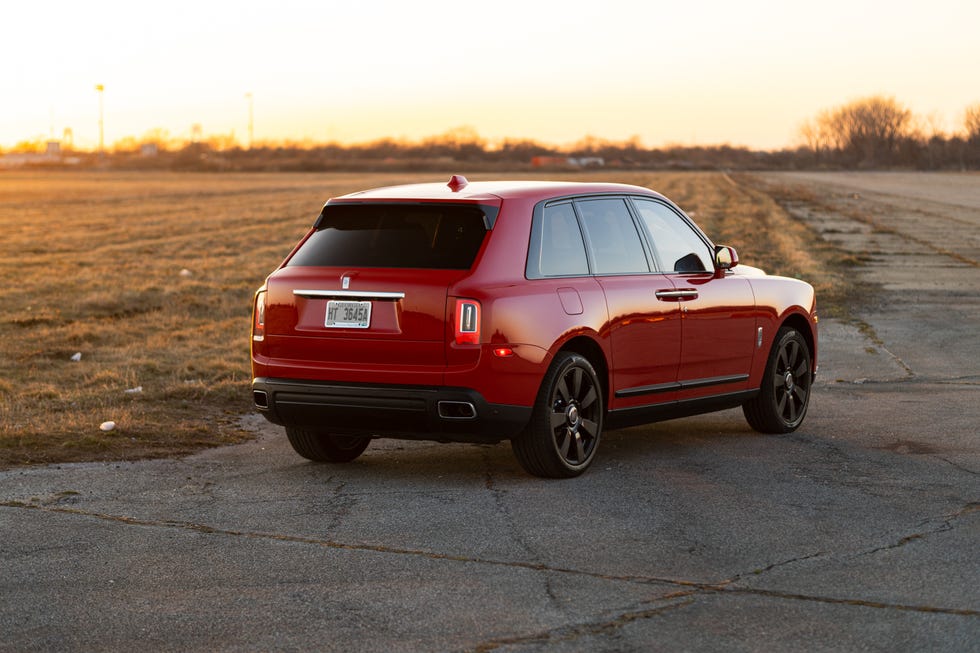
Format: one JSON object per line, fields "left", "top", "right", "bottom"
{"left": 493, "top": 347, "right": 514, "bottom": 358}
{"left": 454, "top": 299, "right": 480, "bottom": 345}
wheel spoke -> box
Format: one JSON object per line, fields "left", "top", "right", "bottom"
{"left": 557, "top": 430, "right": 571, "bottom": 458}
{"left": 776, "top": 391, "right": 789, "bottom": 418}
{"left": 556, "top": 376, "right": 571, "bottom": 403}
{"left": 787, "top": 393, "right": 798, "bottom": 422}
{"left": 791, "top": 386, "right": 807, "bottom": 404}
{"left": 580, "top": 418, "right": 598, "bottom": 438}
{"left": 550, "top": 411, "right": 567, "bottom": 430}
{"left": 570, "top": 367, "right": 583, "bottom": 400}
{"left": 579, "top": 384, "right": 597, "bottom": 410}
{"left": 787, "top": 341, "right": 799, "bottom": 368}
{"left": 575, "top": 435, "right": 586, "bottom": 463}
{"left": 794, "top": 359, "right": 809, "bottom": 379}
{"left": 777, "top": 348, "right": 789, "bottom": 372}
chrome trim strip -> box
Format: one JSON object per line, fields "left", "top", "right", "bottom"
{"left": 615, "top": 381, "right": 680, "bottom": 398}
{"left": 293, "top": 289, "right": 406, "bottom": 300}
{"left": 615, "top": 373, "right": 749, "bottom": 398}
{"left": 676, "top": 373, "right": 750, "bottom": 391}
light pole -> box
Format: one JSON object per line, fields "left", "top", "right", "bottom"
{"left": 245, "top": 92, "right": 254, "bottom": 149}
{"left": 95, "top": 84, "right": 105, "bottom": 156}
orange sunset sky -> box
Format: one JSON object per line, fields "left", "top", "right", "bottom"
{"left": 3, "top": 0, "right": 979, "bottom": 151}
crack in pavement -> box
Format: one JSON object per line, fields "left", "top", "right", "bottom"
{"left": 721, "top": 586, "right": 978, "bottom": 616}
{"left": 2, "top": 500, "right": 977, "bottom": 618}
{"left": 855, "top": 503, "right": 979, "bottom": 558}
{"left": 935, "top": 456, "right": 979, "bottom": 477}
{"left": 482, "top": 449, "right": 565, "bottom": 617}
{"left": 0, "top": 499, "right": 708, "bottom": 589}
{"left": 468, "top": 593, "right": 698, "bottom": 652}
{"left": 873, "top": 343, "right": 915, "bottom": 377}
{"left": 737, "top": 551, "right": 827, "bottom": 579}
{"left": 829, "top": 376, "right": 980, "bottom": 387}
{"left": 843, "top": 317, "right": 916, "bottom": 378}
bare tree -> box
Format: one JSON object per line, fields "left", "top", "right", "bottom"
{"left": 814, "top": 95, "right": 915, "bottom": 167}
{"left": 798, "top": 119, "right": 821, "bottom": 151}
{"left": 965, "top": 103, "right": 980, "bottom": 141}
{"left": 798, "top": 115, "right": 837, "bottom": 163}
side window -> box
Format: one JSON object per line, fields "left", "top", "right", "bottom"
{"left": 537, "top": 202, "right": 589, "bottom": 277}
{"left": 575, "top": 198, "right": 649, "bottom": 275}
{"left": 633, "top": 199, "right": 714, "bottom": 273}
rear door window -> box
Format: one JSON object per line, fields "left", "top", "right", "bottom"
{"left": 287, "top": 203, "right": 488, "bottom": 269}
{"left": 575, "top": 198, "right": 650, "bottom": 275}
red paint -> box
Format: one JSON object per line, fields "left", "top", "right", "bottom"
{"left": 252, "top": 178, "right": 817, "bottom": 449}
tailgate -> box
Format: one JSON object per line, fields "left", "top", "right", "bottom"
{"left": 263, "top": 267, "right": 467, "bottom": 368}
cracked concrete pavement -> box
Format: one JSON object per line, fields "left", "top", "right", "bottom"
{"left": 2, "top": 172, "right": 978, "bottom": 651}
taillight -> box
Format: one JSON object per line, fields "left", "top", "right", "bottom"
{"left": 252, "top": 290, "right": 266, "bottom": 341}
{"left": 454, "top": 299, "right": 480, "bottom": 345}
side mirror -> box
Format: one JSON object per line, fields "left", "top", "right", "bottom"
{"left": 715, "top": 245, "right": 739, "bottom": 271}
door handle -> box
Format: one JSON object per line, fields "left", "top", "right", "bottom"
{"left": 655, "top": 289, "right": 699, "bottom": 301}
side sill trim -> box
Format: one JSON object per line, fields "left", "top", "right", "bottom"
{"left": 615, "top": 373, "right": 750, "bottom": 399}
{"left": 606, "top": 389, "right": 758, "bottom": 430}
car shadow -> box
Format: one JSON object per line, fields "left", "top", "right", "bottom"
{"left": 271, "top": 409, "right": 768, "bottom": 483}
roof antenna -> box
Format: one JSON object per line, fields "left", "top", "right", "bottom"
{"left": 447, "top": 175, "right": 469, "bottom": 192}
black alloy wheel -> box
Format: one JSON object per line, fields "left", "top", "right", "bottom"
{"left": 512, "top": 352, "right": 604, "bottom": 478}
{"left": 743, "top": 326, "right": 812, "bottom": 433}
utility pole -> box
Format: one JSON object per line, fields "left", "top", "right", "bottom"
{"left": 95, "top": 84, "right": 105, "bottom": 157}
{"left": 245, "top": 92, "right": 254, "bottom": 149}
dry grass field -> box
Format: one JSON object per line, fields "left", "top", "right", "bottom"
{"left": 0, "top": 170, "right": 844, "bottom": 467}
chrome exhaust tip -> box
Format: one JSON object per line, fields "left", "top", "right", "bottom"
{"left": 437, "top": 401, "right": 477, "bottom": 420}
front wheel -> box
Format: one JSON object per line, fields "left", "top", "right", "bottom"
{"left": 285, "top": 427, "right": 371, "bottom": 463}
{"left": 512, "top": 352, "right": 604, "bottom": 478}
{"left": 743, "top": 327, "right": 812, "bottom": 433}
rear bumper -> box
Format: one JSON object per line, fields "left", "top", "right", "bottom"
{"left": 252, "top": 377, "right": 532, "bottom": 443}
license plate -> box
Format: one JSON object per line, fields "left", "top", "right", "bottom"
{"left": 325, "top": 300, "right": 371, "bottom": 329}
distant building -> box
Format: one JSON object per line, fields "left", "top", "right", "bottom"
{"left": 568, "top": 156, "right": 605, "bottom": 168}
{"left": 531, "top": 156, "right": 605, "bottom": 168}
{"left": 531, "top": 156, "right": 567, "bottom": 168}
{"left": 0, "top": 140, "right": 79, "bottom": 168}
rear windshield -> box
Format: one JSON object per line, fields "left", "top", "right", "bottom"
{"left": 287, "top": 203, "right": 489, "bottom": 269}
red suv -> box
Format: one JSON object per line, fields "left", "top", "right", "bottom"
{"left": 251, "top": 175, "right": 817, "bottom": 477}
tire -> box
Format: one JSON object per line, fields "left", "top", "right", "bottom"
{"left": 512, "top": 352, "right": 604, "bottom": 478}
{"left": 285, "top": 427, "right": 371, "bottom": 463}
{"left": 743, "top": 327, "right": 812, "bottom": 433}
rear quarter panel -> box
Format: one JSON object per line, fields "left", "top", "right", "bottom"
{"left": 448, "top": 278, "right": 610, "bottom": 406}
{"left": 447, "top": 195, "right": 611, "bottom": 406}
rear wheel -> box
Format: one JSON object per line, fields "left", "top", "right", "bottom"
{"left": 743, "top": 327, "right": 812, "bottom": 433}
{"left": 285, "top": 427, "right": 371, "bottom": 463}
{"left": 512, "top": 352, "right": 603, "bottom": 478}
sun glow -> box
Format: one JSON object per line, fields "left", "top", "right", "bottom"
{"left": 2, "top": 0, "right": 979, "bottom": 152}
